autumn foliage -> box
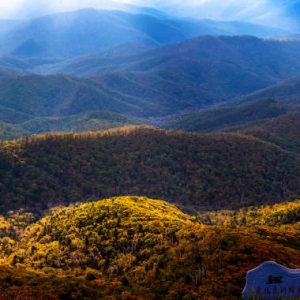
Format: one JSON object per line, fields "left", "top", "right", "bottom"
{"left": 0, "top": 196, "right": 298, "bottom": 299}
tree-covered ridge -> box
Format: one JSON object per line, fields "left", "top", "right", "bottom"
{"left": 20, "top": 197, "right": 191, "bottom": 270}
{"left": 174, "top": 101, "right": 300, "bottom": 156}
{"left": 242, "top": 109, "right": 300, "bottom": 154}
{"left": 0, "top": 74, "right": 153, "bottom": 118}
{"left": 198, "top": 199, "right": 300, "bottom": 227}
{"left": 231, "top": 74, "right": 300, "bottom": 107}
{"left": 2, "top": 36, "right": 300, "bottom": 140}
{"left": 0, "top": 196, "right": 204, "bottom": 299}
{"left": 0, "top": 110, "right": 144, "bottom": 140}
{"left": 160, "top": 98, "right": 291, "bottom": 133}
{"left": 1, "top": 197, "right": 300, "bottom": 299}
{"left": 1, "top": 126, "right": 299, "bottom": 215}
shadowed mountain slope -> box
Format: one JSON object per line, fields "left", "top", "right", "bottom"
{"left": 242, "top": 109, "right": 300, "bottom": 154}
{"left": 44, "top": 35, "right": 300, "bottom": 80}
{"left": 0, "top": 56, "right": 33, "bottom": 71}
{"left": 160, "top": 99, "right": 291, "bottom": 133}
{"left": 0, "top": 7, "right": 289, "bottom": 61}
{"left": 40, "top": 36, "right": 300, "bottom": 109}
{"left": 230, "top": 75, "right": 300, "bottom": 106}
{"left": 1, "top": 36, "right": 300, "bottom": 138}
{"left": 0, "top": 9, "right": 186, "bottom": 59}
{"left": 0, "top": 73, "right": 193, "bottom": 121}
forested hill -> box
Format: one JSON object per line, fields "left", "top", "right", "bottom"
{"left": 1, "top": 126, "right": 300, "bottom": 216}
{"left": 242, "top": 109, "right": 300, "bottom": 154}
{"left": 160, "top": 98, "right": 291, "bottom": 133}
{"left": 2, "top": 196, "right": 300, "bottom": 299}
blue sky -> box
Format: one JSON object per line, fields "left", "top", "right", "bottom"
{"left": 0, "top": 0, "right": 298, "bottom": 31}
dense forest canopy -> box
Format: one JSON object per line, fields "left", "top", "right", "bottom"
{"left": 0, "top": 196, "right": 299, "bottom": 299}
{"left": 0, "top": 126, "right": 299, "bottom": 216}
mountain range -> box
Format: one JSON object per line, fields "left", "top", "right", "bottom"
{"left": 0, "top": 8, "right": 290, "bottom": 61}
{"left": 2, "top": 28, "right": 300, "bottom": 138}
{"left": 0, "top": 8, "right": 298, "bottom": 130}
{"left": 2, "top": 3, "right": 300, "bottom": 299}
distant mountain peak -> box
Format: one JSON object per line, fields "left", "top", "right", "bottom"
{"left": 11, "top": 38, "right": 44, "bottom": 57}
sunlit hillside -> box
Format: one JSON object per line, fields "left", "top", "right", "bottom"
{"left": 0, "top": 196, "right": 299, "bottom": 299}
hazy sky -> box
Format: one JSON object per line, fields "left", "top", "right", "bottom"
{"left": 0, "top": 0, "right": 297, "bottom": 30}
